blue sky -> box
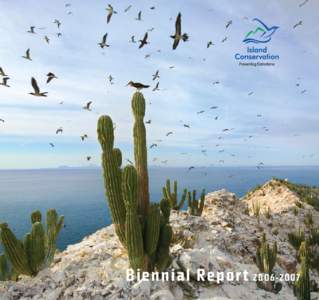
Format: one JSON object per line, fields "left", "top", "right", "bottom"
{"left": 0, "top": 0, "right": 318, "bottom": 169}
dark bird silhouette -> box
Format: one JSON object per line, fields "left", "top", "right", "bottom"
{"left": 197, "top": 110, "right": 205, "bottom": 114}
{"left": 207, "top": 41, "right": 214, "bottom": 48}
{"left": 146, "top": 120, "right": 151, "bottom": 124}
{"left": 150, "top": 6, "right": 155, "bottom": 10}
{"left": 0, "top": 118, "right": 4, "bottom": 123}
{"left": 152, "top": 70, "right": 160, "bottom": 80}
{"left": 169, "top": 65, "right": 175, "bottom": 69}
{"left": 0, "top": 77, "right": 10, "bottom": 87}
{"left": 183, "top": 124, "right": 190, "bottom": 128}
{"left": 130, "top": 35, "right": 136, "bottom": 43}
{"left": 54, "top": 19, "right": 61, "bottom": 28}
{"left": 147, "top": 27, "right": 155, "bottom": 32}
{"left": 46, "top": 72, "right": 57, "bottom": 84}
{"left": 56, "top": 127, "right": 63, "bottom": 134}
{"left": 188, "top": 166, "right": 195, "bottom": 171}
{"left": 299, "top": 0, "right": 309, "bottom": 7}
{"left": 106, "top": 4, "right": 117, "bottom": 23}
{"left": 22, "top": 49, "right": 32, "bottom": 60}
{"left": 139, "top": 32, "right": 149, "bottom": 49}
{"left": 81, "top": 134, "right": 88, "bottom": 141}
{"left": 152, "top": 82, "right": 160, "bottom": 91}
{"left": 150, "top": 143, "right": 157, "bottom": 149}
{"left": 171, "top": 13, "right": 189, "bottom": 50}
{"left": 83, "top": 101, "right": 92, "bottom": 111}
{"left": 126, "top": 159, "right": 133, "bottom": 165}
{"left": 49, "top": 143, "right": 55, "bottom": 147}
{"left": 248, "top": 91, "right": 254, "bottom": 96}
{"left": 136, "top": 11, "right": 142, "bottom": 21}
{"left": 301, "top": 89, "right": 307, "bottom": 94}
{"left": 108, "top": 75, "right": 114, "bottom": 84}
{"left": 293, "top": 21, "right": 303, "bottom": 29}
{"left": 27, "top": 26, "right": 35, "bottom": 34}
{"left": 57, "top": 33, "right": 62, "bottom": 37}
{"left": 98, "top": 33, "right": 110, "bottom": 48}
{"left": 0, "top": 67, "right": 8, "bottom": 77}
{"left": 166, "top": 131, "right": 173, "bottom": 136}
{"left": 44, "top": 36, "right": 50, "bottom": 44}
{"left": 29, "top": 77, "right": 47, "bottom": 96}
{"left": 126, "top": 81, "right": 150, "bottom": 90}
{"left": 212, "top": 81, "right": 220, "bottom": 85}
{"left": 221, "top": 36, "right": 227, "bottom": 43}
{"left": 214, "top": 116, "right": 219, "bottom": 120}
{"left": 210, "top": 106, "right": 218, "bottom": 109}
{"left": 226, "top": 20, "right": 232, "bottom": 29}
{"left": 124, "top": 5, "right": 132, "bottom": 12}
{"left": 86, "top": 156, "right": 92, "bottom": 161}
{"left": 256, "top": 114, "right": 262, "bottom": 117}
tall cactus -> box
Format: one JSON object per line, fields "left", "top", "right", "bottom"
{"left": 295, "top": 242, "right": 311, "bottom": 300}
{"left": 256, "top": 233, "right": 277, "bottom": 274}
{"left": 162, "top": 179, "right": 187, "bottom": 210}
{"left": 0, "top": 209, "right": 64, "bottom": 277}
{"left": 187, "top": 189, "right": 206, "bottom": 216}
{"left": 97, "top": 91, "right": 172, "bottom": 272}
{"left": 97, "top": 116, "right": 126, "bottom": 246}
{"left": 132, "top": 92, "right": 150, "bottom": 216}
{"left": 0, "top": 254, "right": 18, "bottom": 281}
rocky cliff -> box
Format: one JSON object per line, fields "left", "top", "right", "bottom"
{"left": 1, "top": 179, "right": 318, "bottom": 300}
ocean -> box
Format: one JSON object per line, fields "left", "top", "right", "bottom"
{"left": 0, "top": 166, "right": 318, "bottom": 251}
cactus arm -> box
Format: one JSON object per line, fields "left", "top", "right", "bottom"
{"left": 0, "top": 223, "right": 32, "bottom": 276}
{"left": 177, "top": 189, "right": 187, "bottom": 210}
{"left": 28, "top": 222, "right": 46, "bottom": 274}
{"left": 145, "top": 204, "right": 161, "bottom": 258}
{"left": 98, "top": 116, "right": 126, "bottom": 246}
{"left": 155, "top": 224, "right": 173, "bottom": 271}
{"left": 132, "top": 92, "right": 150, "bottom": 216}
{"left": 31, "top": 211, "right": 42, "bottom": 224}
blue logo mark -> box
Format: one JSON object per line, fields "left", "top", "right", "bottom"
{"left": 243, "top": 18, "right": 279, "bottom": 44}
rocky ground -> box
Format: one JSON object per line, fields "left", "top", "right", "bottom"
{"left": 1, "top": 179, "right": 319, "bottom": 299}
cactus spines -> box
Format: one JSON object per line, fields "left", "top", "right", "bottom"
{"left": 145, "top": 204, "right": 161, "bottom": 257}
{"left": 256, "top": 233, "right": 277, "bottom": 274}
{"left": 122, "top": 165, "right": 144, "bottom": 270}
{"left": 295, "top": 242, "right": 311, "bottom": 300}
{"left": 0, "top": 223, "right": 32, "bottom": 276}
{"left": 162, "top": 179, "right": 187, "bottom": 210}
{"left": 187, "top": 189, "right": 206, "bottom": 216}
{"left": 0, "top": 209, "right": 64, "bottom": 277}
{"left": 132, "top": 91, "right": 150, "bottom": 216}
{"left": 98, "top": 115, "right": 126, "bottom": 246}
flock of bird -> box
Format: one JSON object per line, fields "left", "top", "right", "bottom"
{"left": 0, "top": 0, "right": 314, "bottom": 172}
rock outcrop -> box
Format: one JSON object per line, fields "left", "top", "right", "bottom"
{"left": 1, "top": 179, "right": 319, "bottom": 299}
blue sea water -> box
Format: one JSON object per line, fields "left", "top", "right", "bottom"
{"left": 0, "top": 166, "right": 318, "bottom": 251}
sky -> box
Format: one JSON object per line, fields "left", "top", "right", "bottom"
{"left": 0, "top": 0, "right": 318, "bottom": 169}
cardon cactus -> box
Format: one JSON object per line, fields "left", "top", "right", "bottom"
{"left": 0, "top": 254, "right": 18, "bottom": 281}
{"left": 187, "top": 189, "right": 206, "bottom": 216}
{"left": 162, "top": 179, "right": 187, "bottom": 210}
{"left": 97, "top": 91, "right": 172, "bottom": 272}
{"left": 256, "top": 233, "right": 277, "bottom": 274}
{"left": 0, "top": 209, "right": 64, "bottom": 277}
{"left": 294, "top": 242, "right": 311, "bottom": 300}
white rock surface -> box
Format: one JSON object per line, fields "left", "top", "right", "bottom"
{"left": 1, "top": 179, "right": 318, "bottom": 299}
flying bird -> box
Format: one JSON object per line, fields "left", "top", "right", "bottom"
{"left": 108, "top": 75, "right": 114, "bottom": 84}
{"left": 83, "top": 101, "right": 92, "bottom": 111}
{"left": 86, "top": 156, "right": 92, "bottom": 161}
{"left": 150, "top": 6, "right": 156, "bottom": 10}
{"left": 152, "top": 82, "right": 160, "bottom": 91}
{"left": 22, "top": 48, "right": 32, "bottom": 60}
{"left": 210, "top": 106, "right": 218, "bottom": 109}
{"left": 106, "top": 4, "right": 117, "bottom": 23}
{"left": 29, "top": 77, "right": 47, "bottom": 96}
{"left": 183, "top": 124, "right": 190, "bottom": 128}
{"left": 49, "top": 143, "right": 55, "bottom": 147}
{"left": 139, "top": 32, "right": 149, "bottom": 49}
{"left": 126, "top": 81, "right": 150, "bottom": 90}
{"left": 124, "top": 5, "right": 132, "bottom": 12}
{"left": 171, "top": 13, "right": 189, "bottom": 50}
{"left": 207, "top": 41, "right": 214, "bottom": 48}
{"left": 188, "top": 166, "right": 195, "bottom": 171}
{"left": 299, "top": 0, "right": 309, "bottom": 7}
{"left": 212, "top": 81, "right": 220, "bottom": 85}
{"left": 98, "top": 33, "right": 110, "bottom": 48}
{"left": 56, "top": 127, "right": 63, "bottom": 134}
{"left": 226, "top": 20, "right": 232, "bottom": 29}
{"left": 221, "top": 37, "right": 228, "bottom": 43}
{"left": 54, "top": 19, "right": 61, "bottom": 28}
{"left": 81, "top": 134, "right": 88, "bottom": 141}
{"left": 150, "top": 143, "right": 157, "bottom": 149}
{"left": 136, "top": 11, "right": 142, "bottom": 21}
{"left": 130, "top": 35, "right": 136, "bottom": 43}
{"left": 166, "top": 131, "right": 173, "bottom": 136}
{"left": 197, "top": 110, "right": 205, "bottom": 114}
{"left": 152, "top": 70, "right": 160, "bottom": 80}
{"left": 146, "top": 120, "right": 151, "bottom": 124}
{"left": 293, "top": 21, "right": 303, "bottom": 29}
{"left": 0, "top": 67, "right": 8, "bottom": 77}
{"left": 44, "top": 36, "right": 50, "bottom": 44}
{"left": 248, "top": 91, "right": 254, "bottom": 96}
{"left": 46, "top": 72, "right": 57, "bottom": 83}
{"left": 126, "top": 159, "right": 133, "bottom": 165}
{"left": 27, "top": 26, "right": 36, "bottom": 34}
{"left": 0, "top": 77, "right": 10, "bottom": 87}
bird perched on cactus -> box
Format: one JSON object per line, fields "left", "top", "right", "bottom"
{"left": 187, "top": 189, "right": 206, "bottom": 216}
{"left": 0, "top": 209, "right": 64, "bottom": 277}
{"left": 162, "top": 179, "right": 187, "bottom": 210}
{"left": 126, "top": 81, "right": 150, "bottom": 90}
{"left": 97, "top": 91, "right": 172, "bottom": 272}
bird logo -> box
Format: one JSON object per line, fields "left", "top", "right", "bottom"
{"left": 243, "top": 18, "right": 279, "bottom": 44}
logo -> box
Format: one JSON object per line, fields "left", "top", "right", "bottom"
{"left": 243, "top": 18, "right": 279, "bottom": 44}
